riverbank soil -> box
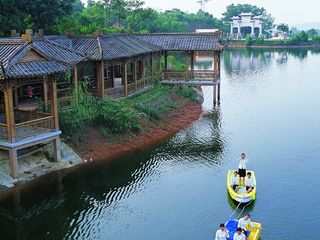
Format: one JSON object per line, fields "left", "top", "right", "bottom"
{"left": 71, "top": 96, "right": 203, "bottom": 162}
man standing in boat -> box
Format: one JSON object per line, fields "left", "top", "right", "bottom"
{"left": 236, "top": 153, "right": 248, "bottom": 186}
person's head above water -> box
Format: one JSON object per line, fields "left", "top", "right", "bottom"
{"left": 219, "top": 223, "right": 225, "bottom": 229}
{"left": 240, "top": 153, "right": 246, "bottom": 159}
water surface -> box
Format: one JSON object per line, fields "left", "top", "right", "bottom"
{"left": 0, "top": 48, "right": 320, "bottom": 240}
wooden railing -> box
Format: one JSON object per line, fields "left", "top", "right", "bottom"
{"left": 0, "top": 111, "right": 55, "bottom": 141}
{"left": 105, "top": 86, "right": 125, "bottom": 98}
{"left": 163, "top": 70, "right": 218, "bottom": 81}
{"left": 163, "top": 70, "right": 187, "bottom": 80}
{"left": 137, "top": 79, "right": 144, "bottom": 90}
{"left": 0, "top": 123, "right": 7, "bottom": 140}
{"left": 145, "top": 76, "right": 153, "bottom": 86}
{"left": 15, "top": 116, "right": 54, "bottom": 140}
{"left": 127, "top": 82, "right": 136, "bottom": 95}
{"left": 193, "top": 70, "right": 215, "bottom": 79}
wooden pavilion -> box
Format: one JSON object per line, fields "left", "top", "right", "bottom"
{"left": 138, "top": 32, "right": 225, "bottom": 104}
{"left": 0, "top": 32, "right": 84, "bottom": 178}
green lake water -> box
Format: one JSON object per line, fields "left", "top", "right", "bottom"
{"left": 0, "top": 48, "right": 320, "bottom": 239}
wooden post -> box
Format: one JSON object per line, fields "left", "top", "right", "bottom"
{"left": 8, "top": 148, "right": 18, "bottom": 178}
{"left": 124, "top": 62, "right": 128, "bottom": 96}
{"left": 191, "top": 51, "right": 195, "bottom": 80}
{"left": 43, "top": 76, "right": 48, "bottom": 109}
{"left": 157, "top": 53, "right": 161, "bottom": 81}
{"left": 217, "top": 83, "right": 221, "bottom": 102}
{"left": 213, "top": 85, "right": 217, "bottom": 106}
{"left": 4, "top": 81, "right": 15, "bottom": 143}
{"left": 164, "top": 51, "right": 168, "bottom": 71}
{"left": 14, "top": 83, "right": 18, "bottom": 106}
{"left": 150, "top": 53, "right": 154, "bottom": 83}
{"left": 73, "top": 65, "right": 78, "bottom": 103}
{"left": 53, "top": 137, "right": 61, "bottom": 162}
{"left": 133, "top": 60, "right": 137, "bottom": 91}
{"left": 49, "top": 75, "right": 59, "bottom": 131}
{"left": 213, "top": 54, "right": 218, "bottom": 80}
{"left": 97, "top": 61, "right": 105, "bottom": 98}
{"left": 142, "top": 57, "right": 145, "bottom": 88}
{"left": 185, "top": 51, "right": 189, "bottom": 80}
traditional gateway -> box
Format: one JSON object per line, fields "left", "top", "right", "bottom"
{"left": 0, "top": 30, "right": 225, "bottom": 179}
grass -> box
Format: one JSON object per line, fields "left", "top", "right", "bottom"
{"left": 59, "top": 82, "right": 198, "bottom": 143}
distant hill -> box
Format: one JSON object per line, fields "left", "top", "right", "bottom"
{"left": 293, "top": 22, "right": 320, "bottom": 31}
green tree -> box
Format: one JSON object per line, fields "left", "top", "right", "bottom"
{"left": 307, "top": 28, "right": 318, "bottom": 37}
{"left": 276, "top": 23, "right": 289, "bottom": 33}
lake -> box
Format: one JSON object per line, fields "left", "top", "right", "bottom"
{"left": 0, "top": 48, "right": 320, "bottom": 239}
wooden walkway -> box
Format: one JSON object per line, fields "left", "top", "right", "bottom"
{"left": 161, "top": 79, "right": 221, "bottom": 86}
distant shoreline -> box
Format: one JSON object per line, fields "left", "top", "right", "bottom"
{"left": 226, "top": 42, "right": 320, "bottom": 49}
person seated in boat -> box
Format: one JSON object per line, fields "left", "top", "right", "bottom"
{"left": 245, "top": 172, "right": 255, "bottom": 193}
{"left": 238, "top": 214, "right": 256, "bottom": 236}
{"left": 215, "top": 223, "right": 229, "bottom": 240}
{"left": 236, "top": 153, "right": 248, "bottom": 186}
{"left": 233, "top": 227, "right": 246, "bottom": 240}
{"left": 230, "top": 171, "right": 239, "bottom": 191}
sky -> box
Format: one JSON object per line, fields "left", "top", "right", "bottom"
{"left": 142, "top": 0, "right": 320, "bottom": 26}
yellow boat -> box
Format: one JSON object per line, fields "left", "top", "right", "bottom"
{"left": 227, "top": 170, "right": 256, "bottom": 203}
{"left": 226, "top": 219, "right": 262, "bottom": 240}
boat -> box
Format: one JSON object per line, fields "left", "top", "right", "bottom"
{"left": 227, "top": 170, "right": 256, "bottom": 203}
{"left": 226, "top": 218, "right": 262, "bottom": 240}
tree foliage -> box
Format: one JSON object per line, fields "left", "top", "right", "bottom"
{"left": 277, "top": 23, "right": 289, "bottom": 33}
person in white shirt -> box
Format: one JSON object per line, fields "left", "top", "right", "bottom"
{"left": 233, "top": 227, "right": 246, "bottom": 240}
{"left": 215, "top": 223, "right": 229, "bottom": 240}
{"left": 236, "top": 153, "right": 248, "bottom": 185}
{"left": 238, "top": 214, "right": 256, "bottom": 236}
{"left": 230, "top": 171, "right": 239, "bottom": 191}
{"left": 245, "top": 172, "right": 255, "bottom": 193}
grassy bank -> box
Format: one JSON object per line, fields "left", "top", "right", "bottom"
{"left": 59, "top": 84, "right": 198, "bottom": 143}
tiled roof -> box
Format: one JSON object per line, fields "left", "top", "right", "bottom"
{"left": 99, "top": 35, "right": 162, "bottom": 60}
{"left": 33, "top": 39, "right": 85, "bottom": 64}
{"left": 7, "top": 60, "right": 67, "bottom": 78}
{"left": 71, "top": 37, "right": 101, "bottom": 61}
{"left": 0, "top": 41, "right": 68, "bottom": 79}
{"left": 137, "top": 33, "right": 225, "bottom": 51}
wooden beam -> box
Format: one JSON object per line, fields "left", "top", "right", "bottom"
{"left": 49, "top": 75, "right": 59, "bottom": 131}
{"left": 4, "top": 81, "right": 15, "bottom": 143}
